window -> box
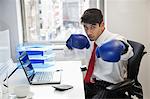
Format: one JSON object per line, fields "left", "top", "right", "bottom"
{"left": 21, "top": 0, "right": 102, "bottom": 43}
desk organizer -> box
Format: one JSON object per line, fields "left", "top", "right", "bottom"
{"left": 16, "top": 44, "right": 55, "bottom": 68}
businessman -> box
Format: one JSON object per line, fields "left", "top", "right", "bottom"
{"left": 66, "top": 8, "right": 133, "bottom": 98}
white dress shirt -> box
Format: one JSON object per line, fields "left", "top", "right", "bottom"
{"left": 92, "top": 29, "right": 134, "bottom": 84}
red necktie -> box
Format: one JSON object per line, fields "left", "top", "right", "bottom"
{"left": 84, "top": 42, "right": 97, "bottom": 83}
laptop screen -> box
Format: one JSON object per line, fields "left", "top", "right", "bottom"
{"left": 22, "top": 61, "right": 35, "bottom": 79}
{"left": 19, "top": 52, "right": 35, "bottom": 82}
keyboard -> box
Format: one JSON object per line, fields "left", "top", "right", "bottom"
{"left": 32, "top": 71, "right": 61, "bottom": 84}
{"left": 34, "top": 72, "right": 53, "bottom": 81}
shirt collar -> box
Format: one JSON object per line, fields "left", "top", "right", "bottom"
{"left": 95, "top": 29, "right": 111, "bottom": 46}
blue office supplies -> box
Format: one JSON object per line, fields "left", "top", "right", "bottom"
{"left": 16, "top": 44, "right": 55, "bottom": 68}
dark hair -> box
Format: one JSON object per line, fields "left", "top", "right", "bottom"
{"left": 81, "top": 8, "right": 103, "bottom": 25}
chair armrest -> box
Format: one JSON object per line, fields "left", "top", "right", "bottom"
{"left": 106, "top": 79, "right": 135, "bottom": 91}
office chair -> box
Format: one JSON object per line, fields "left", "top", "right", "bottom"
{"left": 106, "top": 40, "right": 147, "bottom": 99}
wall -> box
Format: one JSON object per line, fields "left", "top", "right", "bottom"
{"left": 0, "top": 30, "right": 10, "bottom": 62}
{"left": 105, "top": 0, "right": 150, "bottom": 98}
{"left": 0, "top": 0, "right": 23, "bottom": 62}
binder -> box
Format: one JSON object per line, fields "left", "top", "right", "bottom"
{"left": 29, "top": 53, "right": 55, "bottom": 64}
{"left": 17, "top": 44, "right": 53, "bottom": 56}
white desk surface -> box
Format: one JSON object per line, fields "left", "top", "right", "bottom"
{"left": 9, "top": 61, "right": 85, "bottom": 99}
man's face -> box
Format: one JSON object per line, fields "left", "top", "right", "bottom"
{"left": 83, "top": 22, "right": 104, "bottom": 41}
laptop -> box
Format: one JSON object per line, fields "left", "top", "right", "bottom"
{"left": 18, "top": 51, "right": 61, "bottom": 85}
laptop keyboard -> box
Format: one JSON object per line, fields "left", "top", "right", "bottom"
{"left": 35, "top": 72, "right": 53, "bottom": 81}
{"left": 33, "top": 71, "right": 61, "bottom": 83}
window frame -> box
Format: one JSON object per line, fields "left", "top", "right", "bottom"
{"left": 20, "top": 0, "right": 103, "bottom": 45}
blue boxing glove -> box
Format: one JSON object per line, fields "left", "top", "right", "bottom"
{"left": 66, "top": 34, "right": 90, "bottom": 49}
{"left": 96, "top": 40, "right": 128, "bottom": 62}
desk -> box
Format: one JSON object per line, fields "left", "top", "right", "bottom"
{"left": 9, "top": 61, "right": 85, "bottom": 99}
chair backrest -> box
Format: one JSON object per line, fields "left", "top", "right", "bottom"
{"left": 127, "top": 40, "right": 146, "bottom": 80}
